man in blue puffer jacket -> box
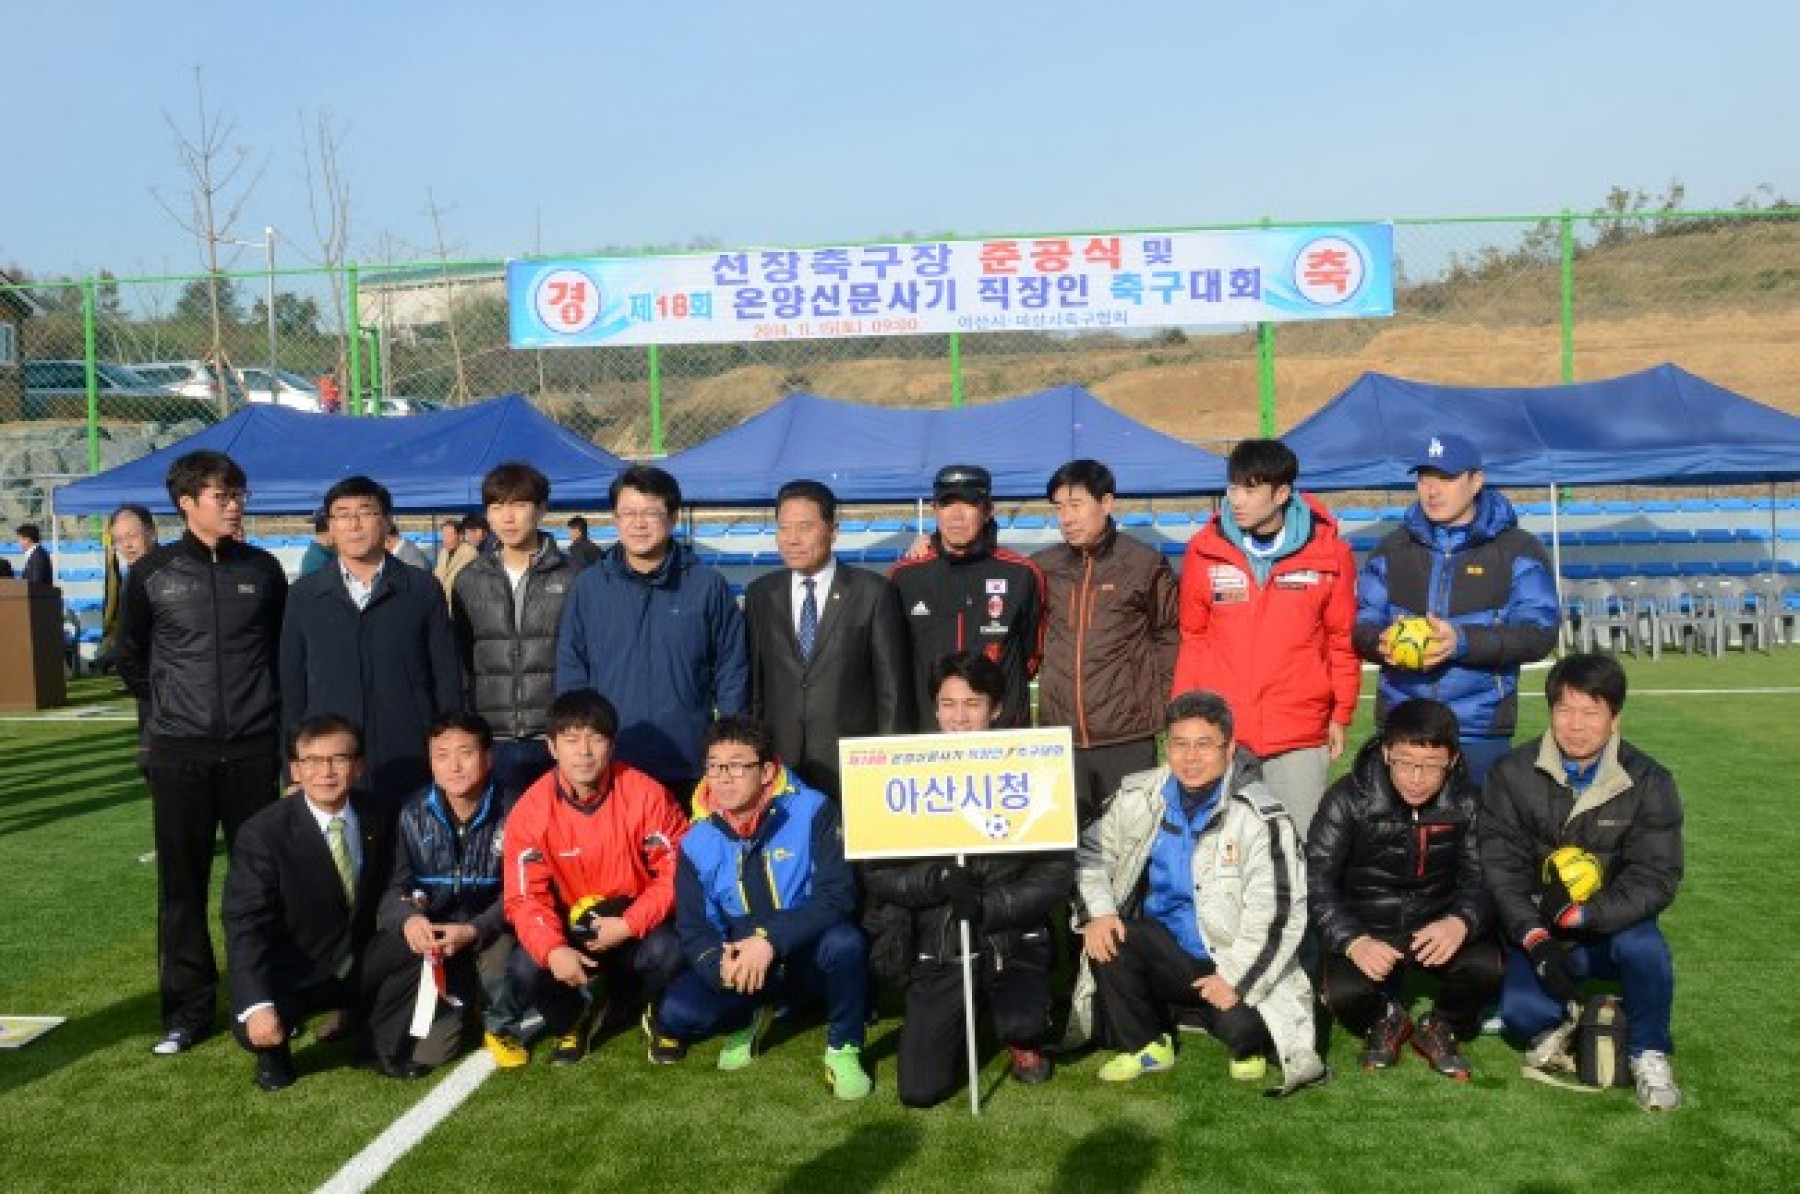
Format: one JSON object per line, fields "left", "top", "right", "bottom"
{"left": 555, "top": 466, "right": 749, "bottom": 795}
{"left": 1352, "top": 433, "right": 1560, "bottom": 784}
{"left": 651, "top": 715, "right": 871, "bottom": 1099}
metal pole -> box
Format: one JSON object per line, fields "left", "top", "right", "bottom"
{"left": 81, "top": 277, "right": 99, "bottom": 473}
{"left": 648, "top": 344, "right": 664, "bottom": 456}
{"left": 1257, "top": 321, "right": 1277, "bottom": 436}
{"left": 957, "top": 851, "right": 981, "bottom": 1116}
{"left": 346, "top": 263, "right": 364, "bottom": 415}
{"left": 949, "top": 332, "right": 964, "bottom": 409}
{"left": 1559, "top": 211, "right": 1576, "bottom": 383}
{"left": 264, "top": 227, "right": 278, "bottom": 391}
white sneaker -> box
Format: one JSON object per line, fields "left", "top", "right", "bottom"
{"left": 1524, "top": 1017, "right": 1578, "bottom": 1073}
{"left": 1630, "top": 1050, "right": 1682, "bottom": 1111}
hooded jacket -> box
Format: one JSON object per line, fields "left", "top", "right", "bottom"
{"left": 889, "top": 520, "right": 1046, "bottom": 730}
{"left": 1173, "top": 495, "right": 1359, "bottom": 756}
{"left": 1033, "top": 520, "right": 1179, "bottom": 748}
{"left": 1306, "top": 737, "right": 1492, "bottom": 954}
{"left": 555, "top": 543, "right": 749, "bottom": 789}
{"left": 1479, "top": 732, "right": 1683, "bottom": 944}
{"left": 1352, "top": 490, "right": 1560, "bottom": 739}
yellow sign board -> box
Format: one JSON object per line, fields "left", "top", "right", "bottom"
{"left": 839, "top": 727, "right": 1078, "bottom": 860}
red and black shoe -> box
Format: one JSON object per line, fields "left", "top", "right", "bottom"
{"left": 1360, "top": 1001, "right": 1412, "bottom": 1071}
{"left": 1411, "top": 1012, "right": 1472, "bottom": 1082}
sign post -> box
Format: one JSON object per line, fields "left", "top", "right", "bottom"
{"left": 840, "top": 726, "right": 1079, "bottom": 1115}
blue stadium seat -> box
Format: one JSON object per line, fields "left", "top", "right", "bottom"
{"left": 1159, "top": 540, "right": 1186, "bottom": 557}
{"left": 869, "top": 519, "right": 906, "bottom": 534}
{"left": 1154, "top": 511, "right": 1191, "bottom": 529}
{"left": 860, "top": 547, "right": 901, "bottom": 565}
{"left": 1118, "top": 512, "right": 1154, "bottom": 528}
{"left": 1517, "top": 501, "right": 1553, "bottom": 516}
{"left": 1636, "top": 562, "right": 1680, "bottom": 578}
{"left": 1615, "top": 530, "right": 1659, "bottom": 548}
{"left": 1011, "top": 514, "right": 1048, "bottom": 531}
{"left": 1694, "top": 529, "right": 1736, "bottom": 545}
{"left": 1333, "top": 507, "right": 1378, "bottom": 523}
{"left": 1595, "top": 563, "right": 1637, "bottom": 580}
{"left": 1597, "top": 500, "right": 1639, "bottom": 514}
{"left": 1377, "top": 506, "right": 1409, "bottom": 521}
{"left": 1734, "top": 528, "right": 1772, "bottom": 543}
{"left": 1675, "top": 498, "right": 1713, "bottom": 513}
{"left": 1718, "top": 561, "right": 1760, "bottom": 577}
{"left": 1561, "top": 501, "right": 1602, "bottom": 516}
{"left": 1654, "top": 530, "right": 1696, "bottom": 545}
{"left": 1561, "top": 563, "right": 1602, "bottom": 581}
{"left": 1778, "top": 527, "right": 1800, "bottom": 543}
{"left": 1346, "top": 535, "right": 1381, "bottom": 553}
{"left": 838, "top": 519, "right": 869, "bottom": 533}
{"left": 1715, "top": 498, "right": 1755, "bottom": 512}
{"left": 1639, "top": 499, "right": 1678, "bottom": 514}
{"left": 1677, "top": 561, "right": 1718, "bottom": 577}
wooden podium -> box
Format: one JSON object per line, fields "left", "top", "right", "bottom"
{"left": 0, "top": 579, "right": 67, "bottom": 710}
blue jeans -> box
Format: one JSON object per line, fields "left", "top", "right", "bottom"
{"left": 657, "top": 922, "right": 868, "bottom": 1050}
{"left": 1458, "top": 735, "right": 1514, "bottom": 788}
{"left": 1500, "top": 919, "right": 1674, "bottom": 1056}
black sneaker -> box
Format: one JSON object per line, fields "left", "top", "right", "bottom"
{"left": 642, "top": 1008, "right": 688, "bottom": 1065}
{"left": 1411, "top": 1013, "right": 1472, "bottom": 1082}
{"left": 1359, "top": 1002, "right": 1412, "bottom": 1071}
{"left": 549, "top": 1000, "right": 604, "bottom": 1066}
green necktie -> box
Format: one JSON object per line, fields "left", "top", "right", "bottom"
{"left": 325, "top": 816, "right": 355, "bottom": 902}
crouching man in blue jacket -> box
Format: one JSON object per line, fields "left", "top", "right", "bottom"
{"left": 648, "top": 715, "right": 873, "bottom": 1099}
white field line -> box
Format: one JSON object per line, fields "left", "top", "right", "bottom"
{"left": 314, "top": 1051, "right": 495, "bottom": 1194}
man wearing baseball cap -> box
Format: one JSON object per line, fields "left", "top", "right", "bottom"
{"left": 889, "top": 464, "right": 1046, "bottom": 729}
{"left": 1351, "top": 432, "right": 1559, "bottom": 784}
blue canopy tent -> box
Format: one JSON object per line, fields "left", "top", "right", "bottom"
{"left": 1282, "top": 364, "right": 1800, "bottom": 491}
{"left": 53, "top": 393, "right": 629, "bottom": 515}
{"left": 661, "top": 385, "right": 1228, "bottom": 504}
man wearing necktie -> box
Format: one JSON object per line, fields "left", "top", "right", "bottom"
{"left": 743, "top": 480, "right": 913, "bottom": 800}
{"left": 224, "top": 714, "right": 398, "bottom": 1091}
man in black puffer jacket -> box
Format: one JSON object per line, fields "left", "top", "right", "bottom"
{"left": 451, "top": 462, "right": 576, "bottom": 801}
{"left": 118, "top": 450, "right": 289, "bottom": 1058}
{"left": 1308, "top": 698, "right": 1501, "bottom": 1080}
{"left": 862, "top": 652, "right": 1072, "bottom": 1107}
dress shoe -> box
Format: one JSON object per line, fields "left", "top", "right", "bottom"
{"left": 254, "top": 1049, "right": 298, "bottom": 1093}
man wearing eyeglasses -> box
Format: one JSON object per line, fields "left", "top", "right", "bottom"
{"left": 889, "top": 464, "right": 1045, "bottom": 730}
{"left": 281, "top": 476, "right": 462, "bottom": 820}
{"left": 556, "top": 465, "right": 748, "bottom": 797}
{"left": 1307, "top": 698, "right": 1500, "bottom": 1082}
{"left": 118, "top": 450, "right": 290, "bottom": 1058}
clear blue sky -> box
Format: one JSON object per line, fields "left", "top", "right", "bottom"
{"left": 5, "top": 0, "right": 1795, "bottom": 280}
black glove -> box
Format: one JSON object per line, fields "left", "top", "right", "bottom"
{"left": 1526, "top": 935, "right": 1581, "bottom": 1003}
{"left": 1537, "top": 870, "right": 1582, "bottom": 930}
{"left": 932, "top": 863, "right": 982, "bottom": 925}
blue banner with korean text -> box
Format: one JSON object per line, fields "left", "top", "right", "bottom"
{"left": 507, "top": 224, "right": 1394, "bottom": 348}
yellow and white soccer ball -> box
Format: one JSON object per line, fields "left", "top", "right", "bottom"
{"left": 1543, "top": 846, "right": 1604, "bottom": 903}
{"left": 1386, "top": 616, "right": 1437, "bottom": 670}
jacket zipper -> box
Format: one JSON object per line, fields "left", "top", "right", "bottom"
{"left": 1073, "top": 552, "right": 1093, "bottom": 747}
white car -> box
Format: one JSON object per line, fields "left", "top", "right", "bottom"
{"left": 128, "top": 360, "right": 246, "bottom": 405}
{"left": 238, "top": 366, "right": 326, "bottom": 413}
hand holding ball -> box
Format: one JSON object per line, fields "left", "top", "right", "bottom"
{"left": 1385, "top": 616, "right": 1437, "bottom": 670}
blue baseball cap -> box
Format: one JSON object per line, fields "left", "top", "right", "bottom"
{"left": 1409, "top": 433, "right": 1482, "bottom": 475}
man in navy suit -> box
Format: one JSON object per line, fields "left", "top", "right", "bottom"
{"left": 743, "top": 480, "right": 913, "bottom": 799}
{"left": 15, "top": 522, "right": 53, "bottom": 586}
{"left": 223, "top": 714, "right": 400, "bottom": 1091}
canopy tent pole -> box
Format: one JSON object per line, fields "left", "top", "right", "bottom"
{"left": 1548, "top": 484, "right": 1566, "bottom": 653}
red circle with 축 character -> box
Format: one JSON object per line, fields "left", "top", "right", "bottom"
{"left": 1292, "top": 235, "right": 1366, "bottom": 307}
{"left": 533, "top": 268, "right": 604, "bottom": 336}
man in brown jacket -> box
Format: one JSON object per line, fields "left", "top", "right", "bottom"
{"left": 1033, "top": 459, "right": 1180, "bottom": 826}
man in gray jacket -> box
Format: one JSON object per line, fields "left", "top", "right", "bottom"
{"left": 452, "top": 462, "right": 576, "bottom": 800}
{"left": 1069, "top": 690, "right": 1326, "bottom": 1096}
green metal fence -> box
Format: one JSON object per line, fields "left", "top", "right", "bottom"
{"left": 4, "top": 208, "right": 1798, "bottom": 526}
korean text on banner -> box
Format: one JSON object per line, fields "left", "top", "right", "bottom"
{"left": 838, "top": 727, "right": 1078, "bottom": 861}
{"left": 508, "top": 224, "right": 1394, "bottom": 349}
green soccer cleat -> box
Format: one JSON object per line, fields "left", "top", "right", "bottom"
{"left": 717, "top": 1005, "right": 774, "bottom": 1072}
{"left": 1229, "top": 1054, "right": 1269, "bottom": 1083}
{"left": 1097, "top": 1035, "right": 1176, "bottom": 1082}
{"left": 822, "top": 1043, "right": 872, "bottom": 1100}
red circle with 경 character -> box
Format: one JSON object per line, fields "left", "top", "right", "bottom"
{"left": 533, "top": 268, "right": 603, "bottom": 335}
{"left": 1293, "top": 236, "right": 1365, "bottom": 306}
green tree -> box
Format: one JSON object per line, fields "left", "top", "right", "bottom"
{"left": 176, "top": 275, "right": 242, "bottom": 324}
{"left": 250, "top": 291, "right": 321, "bottom": 338}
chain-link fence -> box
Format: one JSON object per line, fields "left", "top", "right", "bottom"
{"left": 4, "top": 209, "right": 1798, "bottom": 529}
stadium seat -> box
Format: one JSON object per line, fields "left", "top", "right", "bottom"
{"left": 1733, "top": 528, "right": 1772, "bottom": 543}
{"left": 1333, "top": 507, "right": 1377, "bottom": 523}
{"left": 1615, "top": 530, "right": 1659, "bottom": 548}
{"left": 1638, "top": 499, "right": 1679, "bottom": 514}
{"left": 1517, "top": 501, "right": 1553, "bottom": 516}
{"left": 1562, "top": 501, "right": 1603, "bottom": 516}
{"left": 1694, "top": 529, "right": 1736, "bottom": 545}
{"left": 1654, "top": 530, "right": 1696, "bottom": 545}
{"left": 1118, "top": 512, "right": 1154, "bottom": 528}
{"left": 1010, "top": 514, "right": 1048, "bottom": 531}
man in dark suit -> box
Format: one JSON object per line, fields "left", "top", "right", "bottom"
{"left": 15, "top": 522, "right": 53, "bottom": 586}
{"left": 280, "top": 476, "right": 462, "bottom": 821}
{"left": 744, "top": 480, "right": 913, "bottom": 799}
{"left": 223, "top": 714, "right": 403, "bottom": 1091}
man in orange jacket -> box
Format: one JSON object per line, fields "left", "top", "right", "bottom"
{"left": 502, "top": 688, "right": 688, "bottom": 1065}
{"left": 1172, "top": 439, "right": 1359, "bottom": 837}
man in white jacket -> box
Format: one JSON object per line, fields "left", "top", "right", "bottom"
{"left": 1069, "top": 690, "right": 1327, "bottom": 1095}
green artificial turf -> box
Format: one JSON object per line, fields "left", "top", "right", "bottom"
{"left": 2, "top": 659, "right": 1797, "bottom": 1193}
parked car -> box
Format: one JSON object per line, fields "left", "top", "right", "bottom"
{"left": 128, "top": 359, "right": 246, "bottom": 405}
{"left": 238, "top": 366, "right": 326, "bottom": 412}
{"left": 375, "top": 396, "right": 446, "bottom": 415}
{"left": 22, "top": 359, "right": 210, "bottom": 422}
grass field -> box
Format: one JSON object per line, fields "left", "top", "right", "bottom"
{"left": 3, "top": 656, "right": 1798, "bottom": 1193}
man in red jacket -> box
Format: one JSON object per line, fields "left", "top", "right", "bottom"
{"left": 1173, "top": 439, "right": 1358, "bottom": 837}
{"left": 502, "top": 689, "right": 688, "bottom": 1065}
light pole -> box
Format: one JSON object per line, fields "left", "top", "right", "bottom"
{"left": 215, "top": 227, "right": 278, "bottom": 411}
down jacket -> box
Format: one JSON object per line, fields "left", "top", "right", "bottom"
{"left": 1480, "top": 732, "right": 1684, "bottom": 945}
{"left": 1069, "top": 750, "right": 1323, "bottom": 1091}
{"left": 862, "top": 849, "right": 1072, "bottom": 977}
{"left": 1306, "top": 737, "right": 1492, "bottom": 956}
{"left": 451, "top": 533, "right": 575, "bottom": 740}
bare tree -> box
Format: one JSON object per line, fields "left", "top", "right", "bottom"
{"left": 153, "top": 68, "right": 265, "bottom": 418}
{"left": 423, "top": 189, "right": 472, "bottom": 404}
{"left": 298, "top": 107, "right": 353, "bottom": 380}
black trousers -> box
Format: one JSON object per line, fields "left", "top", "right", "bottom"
{"left": 1073, "top": 738, "right": 1160, "bottom": 828}
{"left": 1092, "top": 917, "right": 1272, "bottom": 1060}
{"left": 362, "top": 927, "right": 519, "bottom": 1065}
{"left": 1319, "top": 931, "right": 1505, "bottom": 1041}
{"left": 148, "top": 748, "right": 280, "bottom": 1034}
{"left": 510, "top": 924, "right": 683, "bottom": 1037}
{"left": 230, "top": 974, "right": 358, "bottom": 1069}
{"left": 896, "top": 935, "right": 1054, "bottom": 1108}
